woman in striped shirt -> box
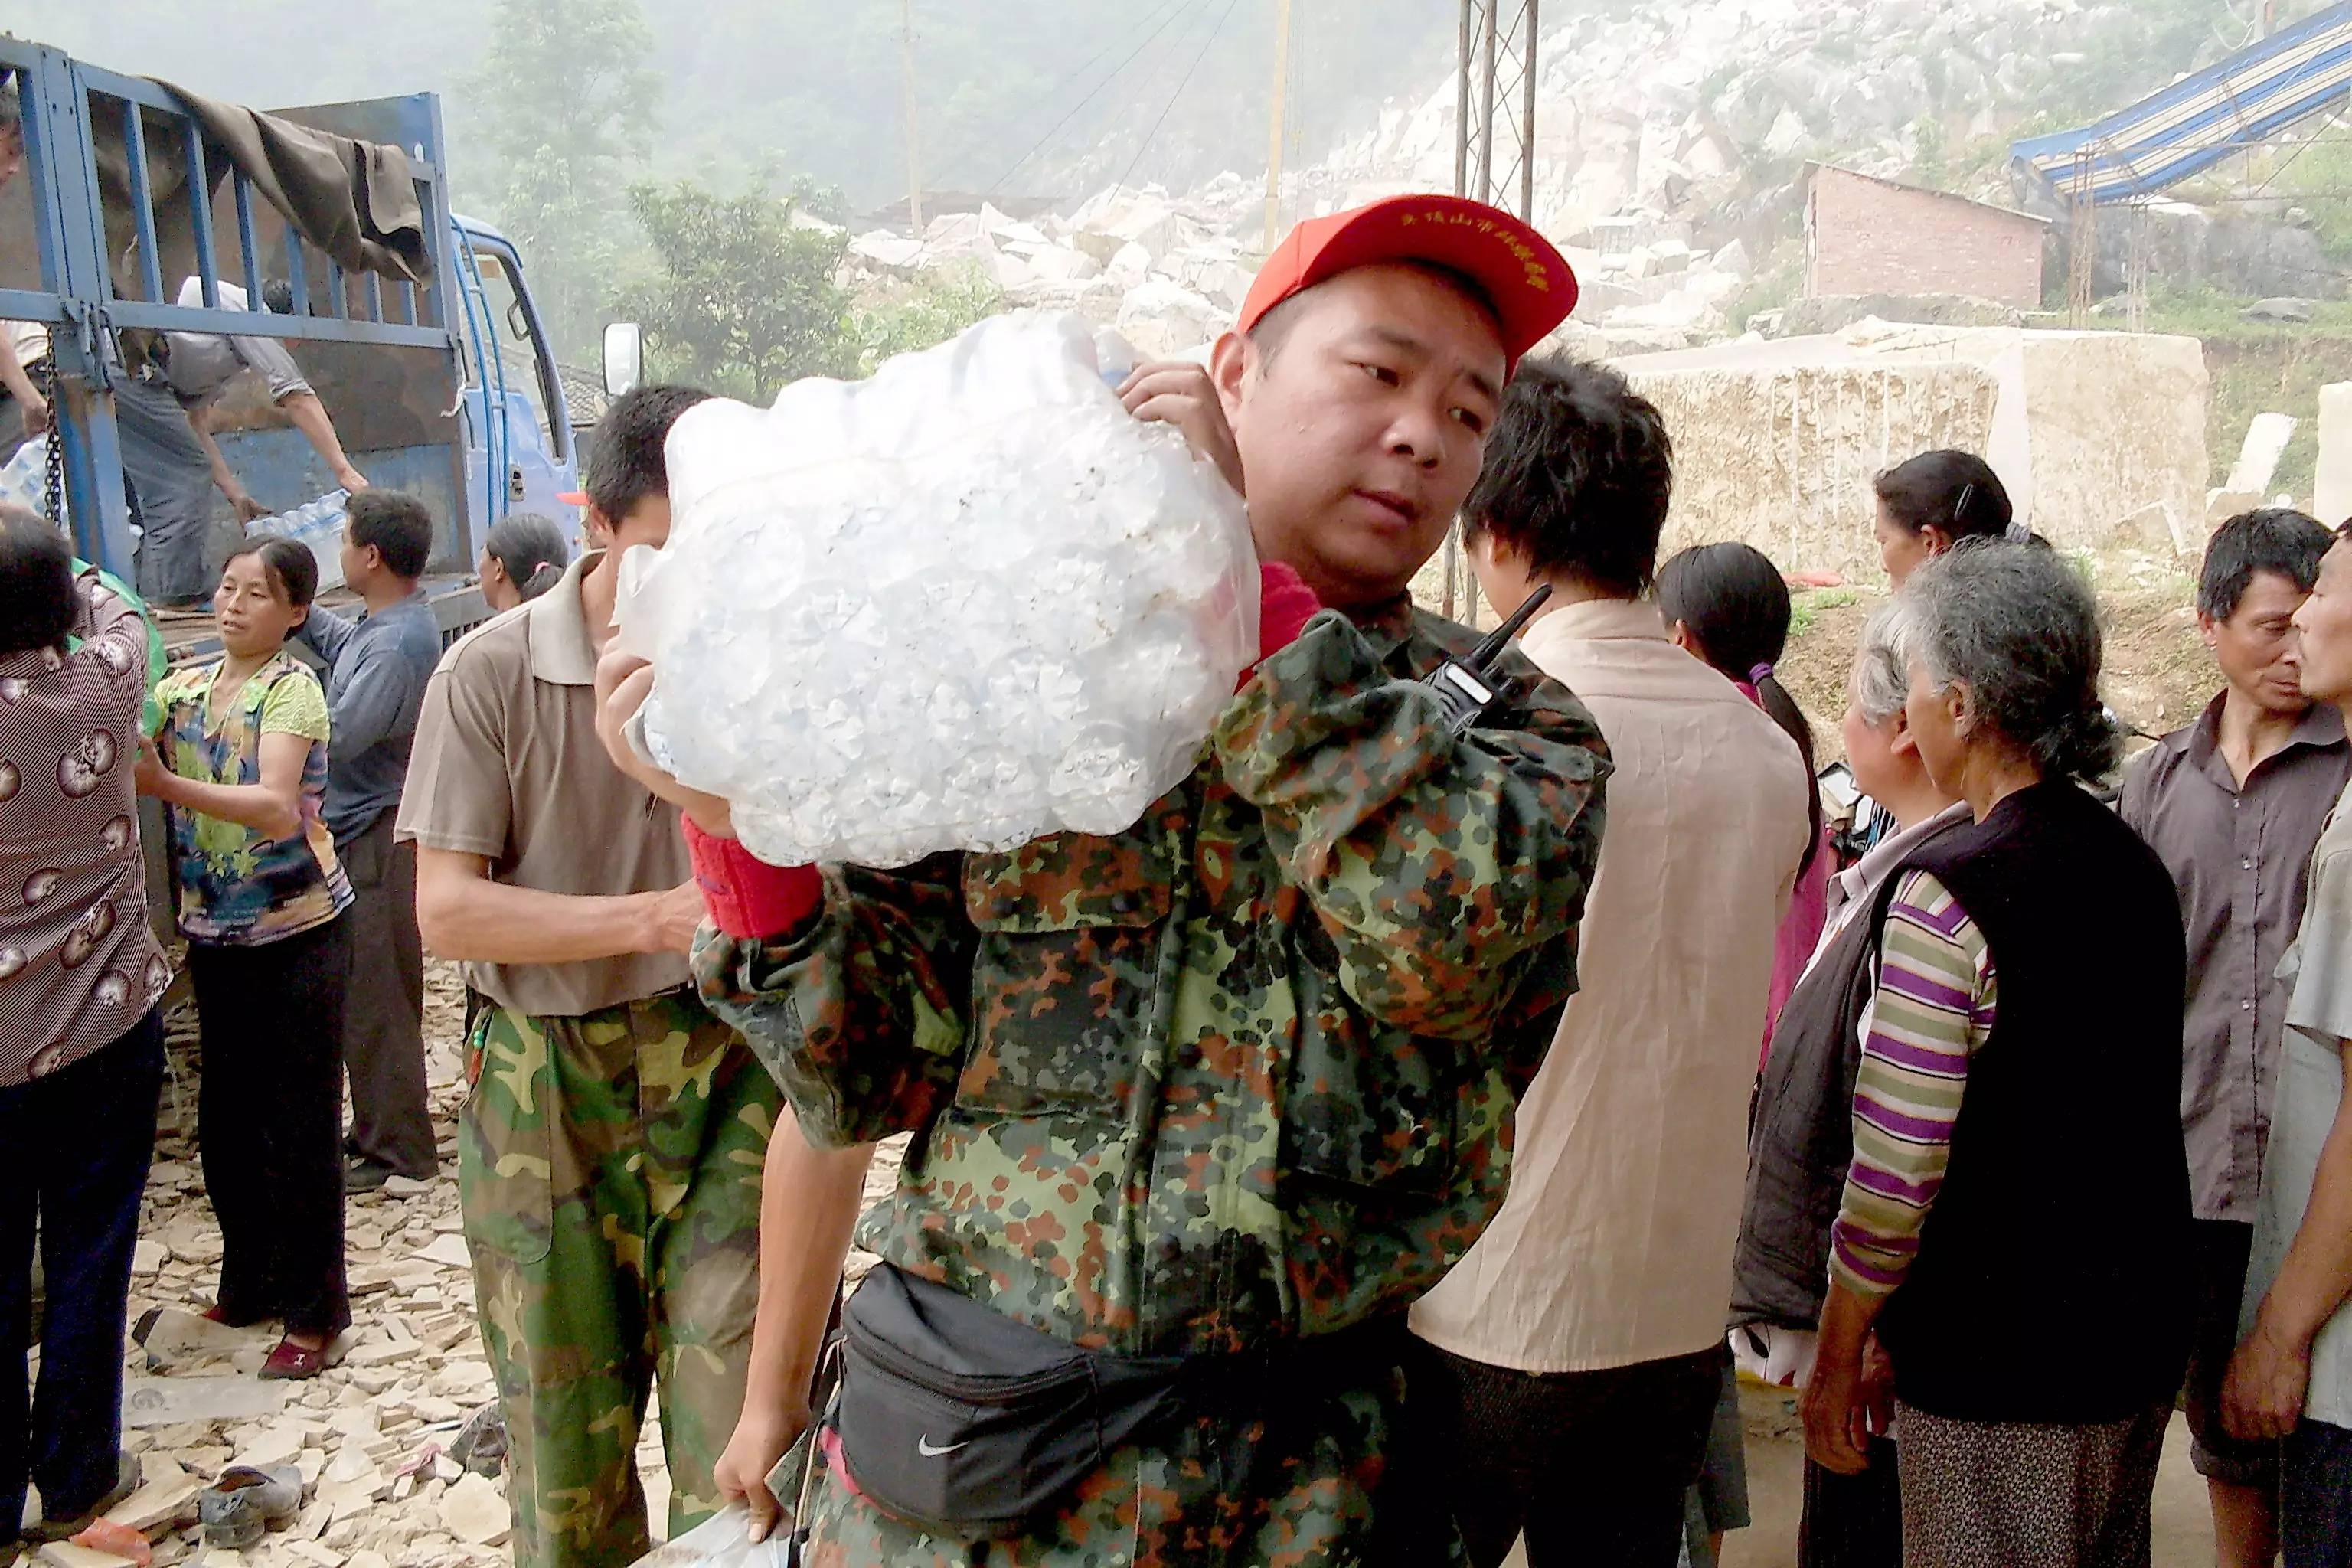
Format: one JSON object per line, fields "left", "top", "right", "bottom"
{"left": 1799, "top": 541, "right": 2194, "bottom": 1568}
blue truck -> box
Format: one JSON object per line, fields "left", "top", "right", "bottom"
{"left": 2, "top": 36, "right": 597, "bottom": 652}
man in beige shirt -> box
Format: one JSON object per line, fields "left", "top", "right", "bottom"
{"left": 1407, "top": 358, "right": 1809, "bottom": 1567}
{"left": 394, "top": 387, "right": 799, "bottom": 1568}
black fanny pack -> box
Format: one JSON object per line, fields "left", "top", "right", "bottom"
{"left": 831, "top": 1264, "right": 1400, "bottom": 1543}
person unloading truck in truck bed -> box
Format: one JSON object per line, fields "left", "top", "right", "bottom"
{"left": 115, "top": 277, "right": 370, "bottom": 609}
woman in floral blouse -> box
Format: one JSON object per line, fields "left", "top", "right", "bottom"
{"left": 139, "top": 536, "right": 353, "bottom": 1379}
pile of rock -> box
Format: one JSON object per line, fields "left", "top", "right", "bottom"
{"left": 839, "top": 188, "right": 1255, "bottom": 359}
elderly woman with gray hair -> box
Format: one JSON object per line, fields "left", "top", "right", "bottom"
{"left": 1732, "top": 599, "right": 1970, "bottom": 1567}
{"left": 1797, "top": 542, "right": 2194, "bottom": 1567}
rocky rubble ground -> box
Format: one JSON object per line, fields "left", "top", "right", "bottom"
{"left": 14, "top": 965, "right": 907, "bottom": 1568}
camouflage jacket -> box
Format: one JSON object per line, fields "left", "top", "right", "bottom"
{"left": 694, "top": 597, "right": 1609, "bottom": 1357}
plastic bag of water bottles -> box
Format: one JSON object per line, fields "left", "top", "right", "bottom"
{"left": 245, "top": 488, "right": 351, "bottom": 592}
{"left": 0, "top": 435, "right": 48, "bottom": 514}
{"left": 615, "top": 310, "right": 1259, "bottom": 869}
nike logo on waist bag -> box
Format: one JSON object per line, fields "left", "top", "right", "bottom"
{"left": 916, "top": 1436, "right": 970, "bottom": 1457}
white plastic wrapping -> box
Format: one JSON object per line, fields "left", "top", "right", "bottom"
{"left": 616, "top": 310, "right": 1258, "bottom": 868}
{"left": 626, "top": 1506, "right": 792, "bottom": 1568}
{"left": 246, "top": 488, "right": 353, "bottom": 591}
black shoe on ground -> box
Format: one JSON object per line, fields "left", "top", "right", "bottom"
{"left": 342, "top": 1158, "right": 394, "bottom": 1194}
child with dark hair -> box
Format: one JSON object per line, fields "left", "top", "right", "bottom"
{"left": 1658, "top": 541, "right": 1832, "bottom": 1050}
{"left": 1870, "top": 449, "right": 2015, "bottom": 589}
{"left": 292, "top": 488, "right": 447, "bottom": 1191}
{"left": 139, "top": 536, "right": 353, "bottom": 1378}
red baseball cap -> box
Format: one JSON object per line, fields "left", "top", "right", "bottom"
{"left": 1238, "top": 194, "right": 1576, "bottom": 365}
{"left": 557, "top": 490, "right": 590, "bottom": 507}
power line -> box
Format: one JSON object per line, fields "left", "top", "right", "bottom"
{"left": 1113, "top": 0, "right": 1243, "bottom": 196}
{"left": 978, "top": 0, "right": 1202, "bottom": 199}
{"left": 929, "top": 0, "right": 1190, "bottom": 192}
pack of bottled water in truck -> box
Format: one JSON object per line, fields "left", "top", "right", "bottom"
{"left": 616, "top": 310, "right": 1259, "bottom": 869}
{"left": 246, "top": 488, "right": 352, "bottom": 592}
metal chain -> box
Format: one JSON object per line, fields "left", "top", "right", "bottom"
{"left": 34, "top": 349, "right": 62, "bottom": 528}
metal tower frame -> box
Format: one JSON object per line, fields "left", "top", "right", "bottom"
{"left": 1442, "top": 0, "right": 1539, "bottom": 625}
{"left": 1455, "top": 0, "right": 1540, "bottom": 220}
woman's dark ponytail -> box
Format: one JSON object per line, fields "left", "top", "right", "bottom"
{"left": 1655, "top": 542, "right": 1822, "bottom": 877}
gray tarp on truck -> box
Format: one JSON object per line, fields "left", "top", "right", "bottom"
{"left": 91, "top": 81, "right": 431, "bottom": 288}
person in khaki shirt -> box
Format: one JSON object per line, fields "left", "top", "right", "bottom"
{"left": 1408, "top": 357, "right": 1808, "bottom": 1568}
{"left": 394, "top": 386, "right": 808, "bottom": 1568}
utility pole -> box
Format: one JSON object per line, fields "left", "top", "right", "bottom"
{"left": 1262, "top": 0, "right": 1294, "bottom": 253}
{"left": 901, "top": 0, "right": 925, "bottom": 232}
{"left": 1444, "top": 0, "right": 1540, "bottom": 624}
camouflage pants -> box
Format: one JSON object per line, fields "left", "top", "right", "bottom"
{"left": 459, "top": 990, "right": 779, "bottom": 1568}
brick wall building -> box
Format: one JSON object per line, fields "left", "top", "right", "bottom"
{"left": 1804, "top": 164, "right": 2049, "bottom": 308}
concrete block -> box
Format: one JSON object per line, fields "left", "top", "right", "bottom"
{"left": 2316, "top": 383, "right": 2352, "bottom": 526}
{"left": 2225, "top": 412, "right": 2298, "bottom": 495}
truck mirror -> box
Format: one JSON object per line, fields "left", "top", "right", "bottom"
{"left": 603, "top": 322, "right": 643, "bottom": 399}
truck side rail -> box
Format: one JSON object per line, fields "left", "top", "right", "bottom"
{"left": 2, "top": 38, "right": 459, "bottom": 576}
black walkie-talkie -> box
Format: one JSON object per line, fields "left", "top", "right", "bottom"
{"left": 1422, "top": 583, "right": 1553, "bottom": 735}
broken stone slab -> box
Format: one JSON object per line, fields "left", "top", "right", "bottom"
{"left": 105, "top": 1476, "right": 204, "bottom": 1534}
{"left": 321, "top": 1448, "right": 380, "bottom": 1489}
{"left": 382, "top": 1175, "right": 434, "bottom": 1197}
{"left": 340, "top": 1338, "right": 414, "bottom": 1370}
{"left": 131, "top": 1242, "right": 167, "bottom": 1277}
{"left": 416, "top": 1235, "right": 470, "bottom": 1271}
{"left": 134, "top": 1308, "right": 267, "bottom": 1362}
{"left": 122, "top": 1377, "right": 285, "bottom": 1429}
{"left": 2224, "top": 413, "right": 2298, "bottom": 496}
{"left": 2318, "top": 383, "right": 2352, "bottom": 527}
{"left": 290, "top": 1502, "right": 329, "bottom": 1544}
{"left": 36, "top": 1544, "right": 141, "bottom": 1568}
{"left": 437, "top": 1474, "right": 509, "bottom": 1547}
{"left": 137, "top": 1454, "right": 190, "bottom": 1489}
{"left": 232, "top": 1421, "right": 306, "bottom": 1470}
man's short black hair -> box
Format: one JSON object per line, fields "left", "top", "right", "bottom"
{"left": 2200, "top": 506, "right": 2332, "bottom": 620}
{"left": 1460, "top": 355, "right": 1672, "bottom": 598}
{"left": 582, "top": 384, "right": 712, "bottom": 522}
{"left": 346, "top": 488, "right": 435, "bottom": 580}
{"left": 0, "top": 504, "right": 74, "bottom": 656}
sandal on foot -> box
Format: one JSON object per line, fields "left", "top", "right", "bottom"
{"left": 258, "top": 1333, "right": 344, "bottom": 1380}
{"left": 200, "top": 1464, "right": 302, "bottom": 1547}
{"left": 29, "top": 1452, "right": 142, "bottom": 1542}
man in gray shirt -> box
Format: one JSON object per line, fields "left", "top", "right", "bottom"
{"left": 2119, "top": 507, "right": 2350, "bottom": 1568}
{"left": 119, "top": 277, "right": 369, "bottom": 607}
{"left": 297, "top": 489, "right": 443, "bottom": 1190}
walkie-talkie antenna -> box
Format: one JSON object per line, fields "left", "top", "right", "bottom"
{"left": 1423, "top": 583, "right": 1554, "bottom": 737}
{"left": 1469, "top": 583, "right": 1553, "bottom": 666}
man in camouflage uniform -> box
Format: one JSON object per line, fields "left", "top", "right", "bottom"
{"left": 605, "top": 197, "right": 1609, "bottom": 1565}
{"left": 395, "top": 386, "right": 784, "bottom": 1568}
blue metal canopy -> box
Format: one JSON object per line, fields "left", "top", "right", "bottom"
{"left": 2013, "top": 3, "right": 2352, "bottom": 204}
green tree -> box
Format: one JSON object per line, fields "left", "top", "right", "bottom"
{"left": 616, "top": 178, "right": 858, "bottom": 401}
{"left": 463, "top": 0, "right": 659, "bottom": 361}
{"left": 846, "top": 266, "right": 1006, "bottom": 376}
